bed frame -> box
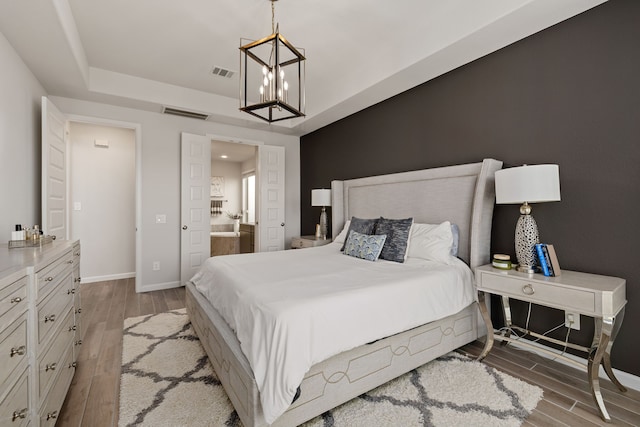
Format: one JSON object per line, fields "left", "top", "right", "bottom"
{"left": 186, "top": 158, "right": 502, "bottom": 426}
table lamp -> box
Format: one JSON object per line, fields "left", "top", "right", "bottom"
{"left": 494, "top": 164, "right": 561, "bottom": 273}
{"left": 311, "top": 189, "right": 331, "bottom": 239}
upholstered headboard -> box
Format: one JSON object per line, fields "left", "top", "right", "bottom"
{"left": 331, "top": 159, "right": 503, "bottom": 269}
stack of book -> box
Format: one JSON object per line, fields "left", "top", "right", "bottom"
{"left": 535, "top": 243, "right": 561, "bottom": 277}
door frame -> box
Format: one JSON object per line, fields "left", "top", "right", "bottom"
{"left": 66, "top": 114, "right": 142, "bottom": 290}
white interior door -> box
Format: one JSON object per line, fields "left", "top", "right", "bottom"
{"left": 257, "top": 145, "right": 285, "bottom": 252}
{"left": 42, "top": 96, "right": 68, "bottom": 240}
{"left": 180, "top": 133, "right": 211, "bottom": 285}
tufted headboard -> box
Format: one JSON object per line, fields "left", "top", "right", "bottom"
{"left": 331, "top": 159, "right": 503, "bottom": 269}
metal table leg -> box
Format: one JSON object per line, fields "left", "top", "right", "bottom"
{"left": 589, "top": 308, "right": 627, "bottom": 422}
{"left": 476, "top": 291, "right": 494, "bottom": 361}
{"left": 500, "top": 295, "right": 513, "bottom": 345}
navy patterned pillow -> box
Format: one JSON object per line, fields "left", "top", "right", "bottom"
{"left": 375, "top": 217, "right": 414, "bottom": 263}
{"left": 343, "top": 231, "right": 387, "bottom": 261}
{"left": 340, "top": 217, "right": 379, "bottom": 251}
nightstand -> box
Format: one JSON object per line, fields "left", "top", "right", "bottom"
{"left": 474, "top": 264, "right": 627, "bottom": 422}
{"left": 291, "top": 235, "right": 332, "bottom": 249}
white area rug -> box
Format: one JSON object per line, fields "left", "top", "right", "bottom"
{"left": 119, "top": 309, "right": 543, "bottom": 426}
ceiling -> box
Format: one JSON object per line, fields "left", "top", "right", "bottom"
{"left": 0, "top": 0, "right": 606, "bottom": 136}
{"left": 211, "top": 140, "right": 256, "bottom": 163}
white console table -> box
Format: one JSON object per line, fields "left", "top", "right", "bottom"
{"left": 475, "top": 264, "right": 627, "bottom": 422}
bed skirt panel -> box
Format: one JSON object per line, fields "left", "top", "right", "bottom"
{"left": 186, "top": 281, "right": 479, "bottom": 427}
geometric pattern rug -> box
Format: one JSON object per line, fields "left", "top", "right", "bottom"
{"left": 118, "top": 309, "right": 543, "bottom": 427}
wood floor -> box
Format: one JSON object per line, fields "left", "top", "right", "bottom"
{"left": 57, "top": 278, "right": 640, "bottom": 426}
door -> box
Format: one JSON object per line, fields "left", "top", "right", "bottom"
{"left": 257, "top": 145, "right": 285, "bottom": 251}
{"left": 42, "top": 97, "right": 68, "bottom": 240}
{"left": 180, "top": 133, "right": 211, "bottom": 285}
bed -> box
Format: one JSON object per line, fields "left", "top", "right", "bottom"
{"left": 186, "top": 158, "right": 502, "bottom": 426}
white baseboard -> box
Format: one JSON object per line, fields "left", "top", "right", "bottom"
{"left": 504, "top": 337, "right": 640, "bottom": 392}
{"left": 81, "top": 272, "right": 135, "bottom": 284}
{"left": 137, "top": 281, "right": 181, "bottom": 293}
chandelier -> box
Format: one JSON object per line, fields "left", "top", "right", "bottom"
{"left": 239, "top": 0, "right": 305, "bottom": 123}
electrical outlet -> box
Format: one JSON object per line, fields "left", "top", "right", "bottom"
{"left": 565, "top": 311, "right": 580, "bottom": 330}
{"left": 153, "top": 261, "right": 160, "bottom": 271}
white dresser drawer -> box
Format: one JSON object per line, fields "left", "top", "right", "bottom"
{"left": 0, "top": 367, "right": 29, "bottom": 427}
{"left": 0, "top": 276, "right": 28, "bottom": 327}
{"left": 37, "top": 253, "right": 73, "bottom": 301}
{"left": 38, "top": 308, "right": 75, "bottom": 403}
{"left": 0, "top": 314, "right": 28, "bottom": 396}
{"left": 36, "top": 273, "right": 74, "bottom": 347}
{"left": 39, "top": 346, "right": 75, "bottom": 426}
{"left": 479, "top": 272, "right": 597, "bottom": 314}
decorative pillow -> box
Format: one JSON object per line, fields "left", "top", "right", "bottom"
{"left": 374, "top": 217, "right": 414, "bottom": 263}
{"left": 406, "top": 221, "right": 455, "bottom": 264}
{"left": 340, "top": 217, "right": 379, "bottom": 251}
{"left": 450, "top": 223, "right": 460, "bottom": 257}
{"left": 332, "top": 220, "right": 351, "bottom": 245}
{"left": 343, "top": 231, "right": 387, "bottom": 262}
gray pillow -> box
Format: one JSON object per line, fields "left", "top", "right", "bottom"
{"left": 375, "top": 217, "right": 414, "bottom": 263}
{"left": 343, "top": 231, "right": 387, "bottom": 261}
{"left": 340, "top": 217, "right": 379, "bottom": 251}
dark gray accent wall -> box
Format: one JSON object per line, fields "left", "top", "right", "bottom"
{"left": 300, "top": 0, "right": 640, "bottom": 377}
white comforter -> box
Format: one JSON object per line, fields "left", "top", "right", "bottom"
{"left": 190, "top": 242, "right": 475, "bottom": 423}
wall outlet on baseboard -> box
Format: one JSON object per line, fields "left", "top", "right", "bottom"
{"left": 153, "top": 261, "right": 160, "bottom": 271}
{"left": 565, "top": 311, "right": 580, "bottom": 330}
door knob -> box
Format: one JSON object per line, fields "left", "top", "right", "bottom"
{"left": 182, "top": 225, "right": 188, "bottom": 230}
{"left": 281, "top": 223, "right": 285, "bottom": 226}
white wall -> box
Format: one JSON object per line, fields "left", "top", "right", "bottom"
{"left": 50, "top": 96, "right": 300, "bottom": 292}
{"left": 69, "top": 122, "right": 135, "bottom": 282}
{"left": 0, "top": 31, "right": 47, "bottom": 240}
{"left": 210, "top": 160, "right": 242, "bottom": 226}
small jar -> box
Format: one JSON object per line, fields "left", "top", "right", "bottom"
{"left": 492, "top": 254, "right": 512, "bottom": 270}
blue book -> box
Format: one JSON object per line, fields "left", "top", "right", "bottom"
{"left": 535, "top": 243, "right": 551, "bottom": 276}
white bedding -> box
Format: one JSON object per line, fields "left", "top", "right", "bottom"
{"left": 190, "top": 242, "right": 475, "bottom": 423}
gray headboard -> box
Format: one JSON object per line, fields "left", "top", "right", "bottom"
{"left": 331, "top": 159, "right": 503, "bottom": 269}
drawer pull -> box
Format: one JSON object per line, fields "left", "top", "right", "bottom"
{"left": 75, "top": 339, "right": 83, "bottom": 346}
{"left": 69, "top": 361, "right": 78, "bottom": 369}
{"left": 67, "top": 288, "right": 76, "bottom": 294}
{"left": 67, "top": 260, "right": 73, "bottom": 264}
{"left": 75, "top": 252, "right": 80, "bottom": 256}
{"left": 76, "top": 308, "right": 82, "bottom": 314}
{"left": 522, "top": 284, "right": 535, "bottom": 295}
{"left": 10, "top": 345, "right": 26, "bottom": 357}
{"left": 12, "top": 408, "right": 28, "bottom": 422}
{"left": 46, "top": 410, "right": 58, "bottom": 420}
{"left": 10, "top": 296, "right": 23, "bottom": 304}
{"left": 45, "top": 276, "right": 54, "bottom": 282}
{"left": 75, "top": 277, "right": 81, "bottom": 283}
{"left": 45, "top": 362, "right": 57, "bottom": 372}
{"left": 44, "top": 314, "right": 56, "bottom": 323}
{"left": 69, "top": 325, "right": 77, "bottom": 332}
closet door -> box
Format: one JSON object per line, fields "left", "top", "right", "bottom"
{"left": 42, "top": 97, "right": 68, "bottom": 240}
{"left": 180, "top": 133, "right": 211, "bottom": 285}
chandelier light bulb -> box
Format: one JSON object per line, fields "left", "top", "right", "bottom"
{"left": 262, "top": 65, "right": 268, "bottom": 75}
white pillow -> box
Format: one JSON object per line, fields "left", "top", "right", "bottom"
{"left": 406, "top": 221, "right": 454, "bottom": 264}
{"left": 332, "top": 220, "right": 351, "bottom": 244}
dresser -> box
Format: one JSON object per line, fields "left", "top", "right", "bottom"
{"left": 0, "top": 240, "right": 82, "bottom": 426}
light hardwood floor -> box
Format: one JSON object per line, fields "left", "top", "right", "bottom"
{"left": 58, "top": 279, "right": 640, "bottom": 426}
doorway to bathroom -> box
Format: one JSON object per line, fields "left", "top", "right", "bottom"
{"left": 210, "top": 140, "right": 257, "bottom": 257}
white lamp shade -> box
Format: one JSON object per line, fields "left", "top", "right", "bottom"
{"left": 311, "top": 189, "right": 331, "bottom": 207}
{"left": 495, "top": 164, "right": 561, "bottom": 204}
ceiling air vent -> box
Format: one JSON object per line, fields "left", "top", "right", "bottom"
{"left": 162, "top": 106, "right": 210, "bottom": 120}
{"left": 211, "top": 66, "right": 235, "bottom": 79}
